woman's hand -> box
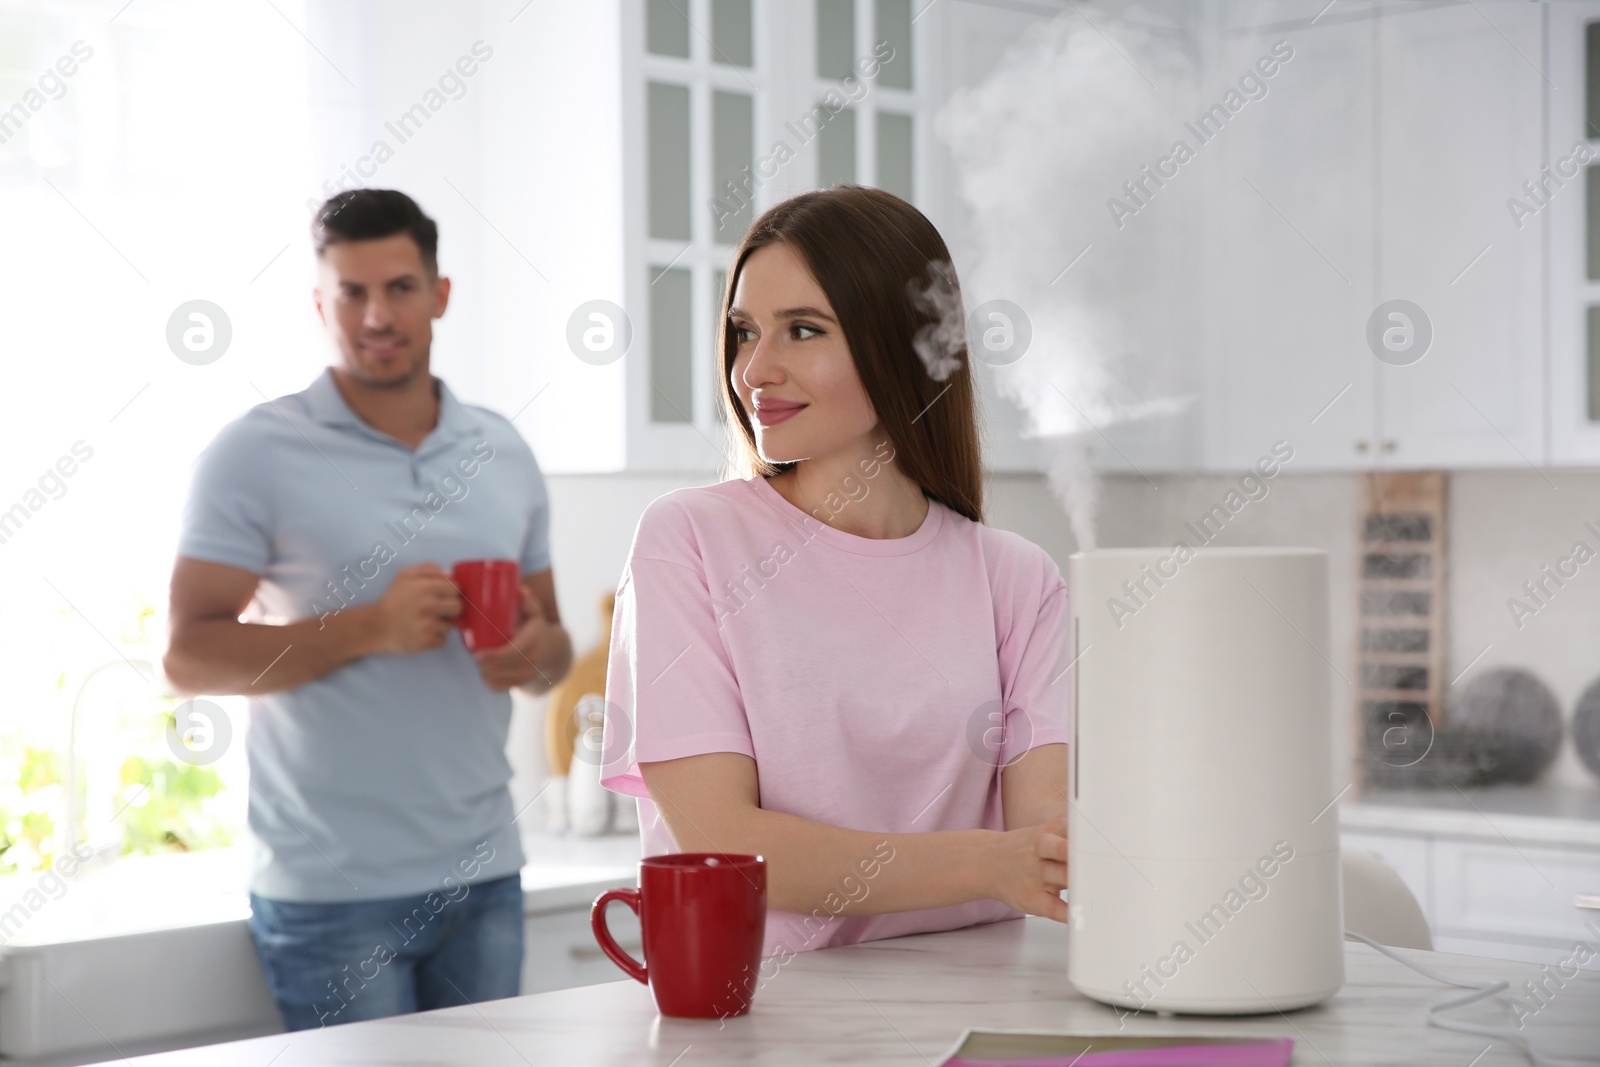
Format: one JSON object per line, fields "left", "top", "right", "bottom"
{"left": 984, "top": 817, "right": 1069, "bottom": 923}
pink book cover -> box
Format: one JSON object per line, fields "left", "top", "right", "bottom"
{"left": 937, "top": 1030, "right": 1295, "bottom": 1067}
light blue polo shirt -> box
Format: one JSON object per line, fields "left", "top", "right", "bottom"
{"left": 177, "top": 367, "right": 550, "bottom": 902}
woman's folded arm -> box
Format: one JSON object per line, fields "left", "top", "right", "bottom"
{"left": 640, "top": 751, "right": 991, "bottom": 917}
{"left": 639, "top": 750, "right": 1068, "bottom": 924}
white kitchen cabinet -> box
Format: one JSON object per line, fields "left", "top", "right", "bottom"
{"left": 935, "top": 0, "right": 1056, "bottom": 474}
{"left": 929, "top": 1, "right": 1223, "bottom": 477}
{"left": 1546, "top": 3, "right": 1600, "bottom": 465}
{"left": 1432, "top": 838, "right": 1600, "bottom": 950}
{"left": 606, "top": 1, "right": 1559, "bottom": 476}
{"left": 0, "top": 866, "right": 644, "bottom": 1063}
{"left": 619, "top": 0, "right": 1033, "bottom": 472}
{"left": 1372, "top": 2, "right": 1546, "bottom": 470}
{"left": 523, "top": 899, "right": 642, "bottom": 995}
{"left": 0, "top": 922, "right": 281, "bottom": 1061}
{"left": 1341, "top": 803, "right": 1600, "bottom": 973}
{"left": 1191, "top": 3, "right": 1548, "bottom": 472}
{"left": 1201, "top": 4, "right": 1378, "bottom": 472}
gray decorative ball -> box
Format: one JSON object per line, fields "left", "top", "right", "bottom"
{"left": 1444, "top": 668, "right": 1562, "bottom": 784}
{"left": 1572, "top": 679, "right": 1600, "bottom": 783}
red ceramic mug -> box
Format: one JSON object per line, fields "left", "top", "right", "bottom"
{"left": 451, "top": 559, "right": 520, "bottom": 651}
{"left": 591, "top": 853, "right": 767, "bottom": 1019}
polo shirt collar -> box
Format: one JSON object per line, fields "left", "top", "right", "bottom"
{"left": 304, "top": 366, "right": 484, "bottom": 446}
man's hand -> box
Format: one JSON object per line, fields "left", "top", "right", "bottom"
{"left": 471, "top": 584, "right": 557, "bottom": 692}
{"left": 370, "top": 563, "right": 462, "bottom": 655}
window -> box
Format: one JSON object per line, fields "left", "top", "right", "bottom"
{"left": 0, "top": 0, "right": 319, "bottom": 893}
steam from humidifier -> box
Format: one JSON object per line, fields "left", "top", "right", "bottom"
{"left": 909, "top": 260, "right": 967, "bottom": 384}
{"left": 934, "top": 13, "right": 1208, "bottom": 550}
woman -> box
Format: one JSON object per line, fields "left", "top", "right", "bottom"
{"left": 600, "top": 185, "right": 1069, "bottom": 959}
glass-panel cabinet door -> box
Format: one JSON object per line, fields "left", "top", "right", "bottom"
{"left": 647, "top": 83, "right": 691, "bottom": 241}
{"left": 712, "top": 90, "right": 755, "bottom": 242}
{"left": 646, "top": 0, "right": 690, "bottom": 57}
{"left": 650, "top": 267, "right": 694, "bottom": 423}
{"left": 629, "top": 0, "right": 772, "bottom": 467}
{"left": 810, "top": 0, "right": 916, "bottom": 200}
{"left": 626, "top": 0, "right": 934, "bottom": 469}
{"left": 818, "top": 106, "right": 857, "bottom": 185}
{"left": 816, "top": 0, "right": 855, "bottom": 80}
{"left": 876, "top": 110, "right": 913, "bottom": 200}
{"left": 712, "top": 0, "right": 753, "bottom": 67}
{"left": 874, "top": 0, "right": 912, "bottom": 90}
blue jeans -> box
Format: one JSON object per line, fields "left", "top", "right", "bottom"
{"left": 248, "top": 873, "right": 524, "bottom": 1030}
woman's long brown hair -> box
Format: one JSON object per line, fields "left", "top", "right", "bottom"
{"left": 717, "top": 185, "right": 986, "bottom": 525}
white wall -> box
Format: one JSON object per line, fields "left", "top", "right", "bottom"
{"left": 302, "top": 0, "right": 493, "bottom": 400}
{"left": 300, "top": 0, "right": 629, "bottom": 473}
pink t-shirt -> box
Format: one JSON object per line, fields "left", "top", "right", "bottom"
{"left": 599, "top": 474, "right": 1070, "bottom": 959}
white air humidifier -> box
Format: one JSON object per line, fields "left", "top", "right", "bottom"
{"left": 1067, "top": 547, "right": 1344, "bottom": 1014}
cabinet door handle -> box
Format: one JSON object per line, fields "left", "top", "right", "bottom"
{"left": 1576, "top": 894, "right": 1600, "bottom": 911}
{"left": 1355, "top": 440, "right": 1371, "bottom": 453}
{"left": 570, "top": 939, "right": 643, "bottom": 961}
{"left": 1381, "top": 439, "right": 1397, "bottom": 453}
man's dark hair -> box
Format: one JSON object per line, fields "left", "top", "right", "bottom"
{"left": 312, "top": 189, "right": 439, "bottom": 277}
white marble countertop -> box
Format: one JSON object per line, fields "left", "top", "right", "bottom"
{"left": 1341, "top": 784, "right": 1600, "bottom": 849}
{"left": 102, "top": 915, "right": 1599, "bottom": 1066}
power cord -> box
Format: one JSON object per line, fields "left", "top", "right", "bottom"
{"left": 1344, "top": 930, "right": 1598, "bottom": 1067}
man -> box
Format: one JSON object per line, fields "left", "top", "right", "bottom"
{"left": 163, "top": 188, "right": 572, "bottom": 1030}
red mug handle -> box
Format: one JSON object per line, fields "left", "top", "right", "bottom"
{"left": 591, "top": 888, "right": 647, "bottom": 984}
